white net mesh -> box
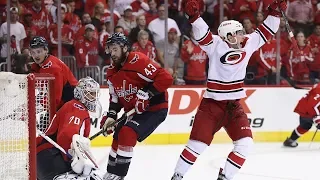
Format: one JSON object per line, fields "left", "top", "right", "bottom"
{"left": 0, "top": 72, "right": 53, "bottom": 180}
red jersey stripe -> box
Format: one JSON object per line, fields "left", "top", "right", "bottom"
{"left": 207, "top": 81, "right": 244, "bottom": 91}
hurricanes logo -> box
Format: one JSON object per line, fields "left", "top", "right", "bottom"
{"left": 220, "top": 50, "right": 246, "bottom": 65}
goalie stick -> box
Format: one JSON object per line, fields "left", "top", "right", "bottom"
{"left": 89, "top": 109, "right": 136, "bottom": 140}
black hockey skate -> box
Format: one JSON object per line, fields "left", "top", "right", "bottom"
{"left": 283, "top": 137, "right": 298, "bottom": 147}
{"left": 171, "top": 172, "right": 183, "bottom": 180}
{"left": 217, "top": 168, "right": 227, "bottom": 180}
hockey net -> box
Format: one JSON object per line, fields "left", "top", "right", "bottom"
{"left": 0, "top": 72, "right": 55, "bottom": 180}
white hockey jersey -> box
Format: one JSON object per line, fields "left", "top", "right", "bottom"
{"left": 191, "top": 15, "right": 280, "bottom": 100}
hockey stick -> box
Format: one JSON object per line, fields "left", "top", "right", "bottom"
{"left": 36, "top": 128, "right": 72, "bottom": 158}
{"left": 309, "top": 128, "right": 318, "bottom": 148}
{"left": 89, "top": 109, "right": 136, "bottom": 140}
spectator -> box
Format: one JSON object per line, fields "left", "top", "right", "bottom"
{"left": 114, "top": 25, "right": 128, "bottom": 36}
{"left": 129, "top": 14, "right": 154, "bottom": 44}
{"left": 234, "top": 0, "right": 258, "bottom": 24}
{"left": 117, "top": 6, "right": 137, "bottom": 34}
{"left": 47, "top": 0, "right": 57, "bottom": 23}
{"left": 48, "top": 4, "right": 74, "bottom": 56}
{"left": 1, "top": 0, "right": 27, "bottom": 23}
{"left": 286, "top": 0, "right": 314, "bottom": 36}
{"left": 256, "top": 11, "right": 264, "bottom": 26}
{"left": 103, "top": 8, "right": 121, "bottom": 26}
{"left": 21, "top": 10, "right": 38, "bottom": 49}
{"left": 114, "top": 0, "right": 133, "bottom": 15}
{"left": 132, "top": 30, "right": 163, "bottom": 66}
{"left": 91, "top": 2, "right": 105, "bottom": 32}
{"left": 243, "top": 18, "right": 255, "bottom": 34}
{"left": 258, "top": 38, "right": 278, "bottom": 84}
{"left": 64, "top": 0, "right": 82, "bottom": 34}
{"left": 145, "top": 0, "right": 158, "bottom": 25}
{"left": 75, "top": 12, "right": 98, "bottom": 39}
{"left": 288, "top": 31, "right": 313, "bottom": 84}
{"left": 307, "top": 24, "right": 320, "bottom": 83}
{"left": 0, "top": 7, "right": 26, "bottom": 62}
{"left": 180, "top": 30, "right": 208, "bottom": 85}
{"left": 29, "top": 0, "right": 50, "bottom": 39}
{"left": 148, "top": 5, "right": 181, "bottom": 45}
{"left": 74, "top": 24, "right": 99, "bottom": 68}
{"left": 130, "top": 0, "right": 150, "bottom": 17}
{"left": 84, "top": 0, "right": 107, "bottom": 17}
{"left": 213, "top": 0, "right": 233, "bottom": 30}
{"left": 156, "top": 28, "right": 182, "bottom": 81}
{"left": 11, "top": 53, "right": 29, "bottom": 74}
{"left": 99, "top": 16, "right": 112, "bottom": 52}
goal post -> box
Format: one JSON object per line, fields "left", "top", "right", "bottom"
{"left": 0, "top": 72, "right": 55, "bottom": 180}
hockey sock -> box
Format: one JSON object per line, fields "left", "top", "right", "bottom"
{"left": 223, "top": 137, "right": 253, "bottom": 180}
{"left": 290, "top": 125, "right": 308, "bottom": 141}
{"left": 115, "top": 126, "right": 137, "bottom": 177}
{"left": 107, "top": 140, "right": 118, "bottom": 174}
{"left": 174, "top": 139, "right": 207, "bottom": 176}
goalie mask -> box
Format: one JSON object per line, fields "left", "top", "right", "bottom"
{"left": 74, "top": 77, "right": 100, "bottom": 112}
{"left": 218, "top": 20, "right": 245, "bottom": 45}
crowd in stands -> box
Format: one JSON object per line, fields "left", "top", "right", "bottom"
{"left": 1, "top": 0, "right": 320, "bottom": 85}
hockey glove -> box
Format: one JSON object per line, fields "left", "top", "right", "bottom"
{"left": 135, "top": 89, "right": 150, "bottom": 114}
{"left": 182, "top": 0, "right": 200, "bottom": 23}
{"left": 100, "top": 110, "right": 117, "bottom": 136}
{"left": 313, "top": 116, "right": 320, "bottom": 129}
{"left": 267, "top": 0, "right": 287, "bottom": 17}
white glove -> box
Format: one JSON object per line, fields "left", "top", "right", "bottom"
{"left": 100, "top": 111, "right": 117, "bottom": 137}
{"left": 69, "top": 134, "right": 98, "bottom": 176}
{"left": 313, "top": 116, "right": 320, "bottom": 126}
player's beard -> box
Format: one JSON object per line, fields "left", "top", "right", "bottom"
{"left": 112, "top": 50, "right": 128, "bottom": 69}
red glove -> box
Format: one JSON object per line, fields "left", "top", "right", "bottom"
{"left": 268, "top": 0, "right": 287, "bottom": 17}
{"left": 182, "top": 0, "right": 200, "bottom": 23}
{"left": 100, "top": 111, "right": 117, "bottom": 136}
{"left": 135, "top": 89, "right": 150, "bottom": 114}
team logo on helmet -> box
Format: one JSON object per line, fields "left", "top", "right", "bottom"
{"left": 220, "top": 50, "right": 246, "bottom": 65}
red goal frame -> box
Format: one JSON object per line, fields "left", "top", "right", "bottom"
{"left": 27, "top": 73, "right": 55, "bottom": 180}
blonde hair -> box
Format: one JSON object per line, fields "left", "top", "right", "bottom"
{"left": 138, "top": 30, "right": 149, "bottom": 39}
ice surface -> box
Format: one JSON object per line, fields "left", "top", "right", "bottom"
{"left": 92, "top": 142, "right": 320, "bottom": 180}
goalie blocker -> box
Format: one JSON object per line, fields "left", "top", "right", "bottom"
{"left": 36, "top": 77, "right": 102, "bottom": 180}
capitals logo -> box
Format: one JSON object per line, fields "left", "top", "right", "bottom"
{"left": 220, "top": 50, "right": 246, "bottom": 65}
{"left": 114, "top": 80, "right": 138, "bottom": 102}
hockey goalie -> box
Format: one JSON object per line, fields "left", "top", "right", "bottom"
{"left": 36, "top": 77, "right": 104, "bottom": 180}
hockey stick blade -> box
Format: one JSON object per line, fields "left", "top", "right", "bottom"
{"left": 89, "top": 109, "right": 136, "bottom": 140}
{"left": 282, "top": 76, "right": 309, "bottom": 90}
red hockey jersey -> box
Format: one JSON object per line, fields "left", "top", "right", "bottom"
{"left": 64, "top": 12, "right": 82, "bottom": 34}
{"left": 29, "top": 7, "right": 50, "bottom": 39}
{"left": 48, "top": 23, "right": 74, "bottom": 56}
{"left": 288, "top": 44, "right": 313, "bottom": 82}
{"left": 74, "top": 37, "right": 99, "bottom": 68}
{"left": 31, "top": 55, "right": 78, "bottom": 109}
{"left": 36, "top": 99, "right": 91, "bottom": 160}
{"left": 107, "top": 52, "right": 173, "bottom": 112}
{"left": 294, "top": 83, "right": 320, "bottom": 118}
{"left": 180, "top": 39, "right": 208, "bottom": 81}
{"left": 307, "top": 34, "right": 320, "bottom": 71}
{"left": 132, "top": 41, "right": 157, "bottom": 62}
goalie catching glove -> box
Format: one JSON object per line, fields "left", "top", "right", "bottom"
{"left": 68, "top": 134, "right": 98, "bottom": 176}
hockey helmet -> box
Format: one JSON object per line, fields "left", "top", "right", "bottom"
{"left": 29, "top": 36, "right": 48, "bottom": 49}
{"left": 218, "top": 20, "right": 244, "bottom": 44}
{"left": 74, "top": 77, "right": 100, "bottom": 112}
{"left": 106, "top": 32, "right": 131, "bottom": 52}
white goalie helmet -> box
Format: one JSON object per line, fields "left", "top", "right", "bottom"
{"left": 218, "top": 20, "right": 244, "bottom": 44}
{"left": 74, "top": 77, "right": 100, "bottom": 112}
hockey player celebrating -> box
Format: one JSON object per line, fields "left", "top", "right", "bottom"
{"left": 283, "top": 83, "right": 320, "bottom": 147}
{"left": 36, "top": 77, "right": 103, "bottom": 180}
{"left": 100, "top": 32, "right": 173, "bottom": 180}
{"left": 171, "top": 0, "right": 286, "bottom": 180}
{"left": 30, "top": 36, "right": 78, "bottom": 110}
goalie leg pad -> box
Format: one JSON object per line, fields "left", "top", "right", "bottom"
{"left": 70, "top": 135, "right": 98, "bottom": 176}
{"left": 37, "top": 148, "right": 71, "bottom": 180}
{"left": 114, "top": 126, "right": 138, "bottom": 176}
